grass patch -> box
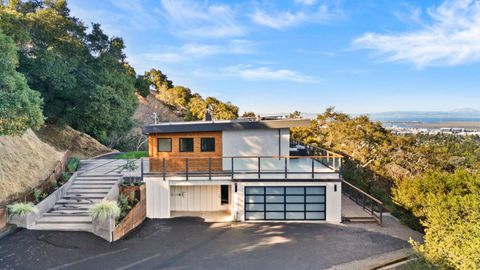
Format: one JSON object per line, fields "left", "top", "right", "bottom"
{"left": 114, "top": 151, "right": 148, "bottom": 159}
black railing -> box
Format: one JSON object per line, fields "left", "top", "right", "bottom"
{"left": 142, "top": 155, "right": 342, "bottom": 181}
{"left": 342, "top": 180, "right": 384, "bottom": 225}
{"left": 290, "top": 140, "right": 342, "bottom": 171}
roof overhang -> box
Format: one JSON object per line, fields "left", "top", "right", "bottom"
{"left": 142, "top": 119, "right": 311, "bottom": 134}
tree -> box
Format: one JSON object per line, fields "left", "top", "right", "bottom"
{"left": 242, "top": 111, "right": 256, "bottom": 118}
{"left": 0, "top": 30, "right": 44, "bottom": 135}
{"left": 393, "top": 170, "right": 480, "bottom": 269}
{"left": 145, "top": 68, "right": 172, "bottom": 92}
{"left": 157, "top": 86, "right": 192, "bottom": 110}
{"left": 135, "top": 75, "right": 150, "bottom": 97}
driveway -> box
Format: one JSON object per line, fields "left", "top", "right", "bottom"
{"left": 0, "top": 218, "right": 408, "bottom": 270}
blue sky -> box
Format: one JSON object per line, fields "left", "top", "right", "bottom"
{"left": 69, "top": 0, "right": 480, "bottom": 114}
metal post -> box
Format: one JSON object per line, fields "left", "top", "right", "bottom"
{"left": 162, "top": 158, "right": 166, "bottom": 181}
{"left": 379, "top": 207, "right": 383, "bottom": 225}
{"left": 311, "top": 158, "right": 315, "bottom": 178}
{"left": 371, "top": 201, "right": 374, "bottom": 215}
{"left": 284, "top": 157, "right": 288, "bottom": 179}
{"left": 208, "top": 157, "right": 212, "bottom": 180}
{"left": 258, "top": 157, "right": 261, "bottom": 179}
{"left": 140, "top": 158, "right": 144, "bottom": 182}
{"left": 231, "top": 157, "right": 234, "bottom": 178}
{"left": 185, "top": 158, "right": 189, "bottom": 181}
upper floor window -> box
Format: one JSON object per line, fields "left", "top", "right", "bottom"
{"left": 158, "top": 138, "right": 172, "bottom": 152}
{"left": 201, "top": 138, "right": 215, "bottom": 152}
{"left": 179, "top": 138, "right": 194, "bottom": 152}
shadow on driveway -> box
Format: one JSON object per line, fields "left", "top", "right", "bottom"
{"left": 0, "top": 218, "right": 408, "bottom": 270}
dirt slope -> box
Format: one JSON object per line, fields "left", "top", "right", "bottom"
{"left": 35, "top": 125, "right": 113, "bottom": 159}
{"left": 0, "top": 129, "right": 63, "bottom": 203}
{"left": 134, "top": 92, "right": 184, "bottom": 125}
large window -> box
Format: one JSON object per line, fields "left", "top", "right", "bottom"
{"left": 201, "top": 137, "right": 215, "bottom": 152}
{"left": 157, "top": 138, "right": 172, "bottom": 152}
{"left": 179, "top": 138, "right": 194, "bottom": 152}
{"left": 244, "top": 186, "right": 326, "bottom": 220}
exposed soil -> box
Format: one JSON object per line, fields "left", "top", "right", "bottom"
{"left": 35, "top": 125, "right": 113, "bottom": 159}
{"left": 0, "top": 129, "right": 62, "bottom": 204}
{"left": 133, "top": 92, "right": 184, "bottom": 126}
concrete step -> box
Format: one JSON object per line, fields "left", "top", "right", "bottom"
{"left": 44, "top": 211, "right": 89, "bottom": 216}
{"left": 63, "top": 194, "right": 106, "bottom": 199}
{"left": 74, "top": 181, "right": 117, "bottom": 185}
{"left": 71, "top": 184, "right": 114, "bottom": 188}
{"left": 77, "top": 174, "right": 122, "bottom": 178}
{"left": 344, "top": 216, "right": 378, "bottom": 223}
{"left": 68, "top": 189, "right": 110, "bottom": 193}
{"left": 31, "top": 223, "right": 93, "bottom": 232}
{"left": 52, "top": 204, "right": 90, "bottom": 210}
{"left": 36, "top": 216, "right": 92, "bottom": 224}
{"left": 56, "top": 199, "right": 100, "bottom": 204}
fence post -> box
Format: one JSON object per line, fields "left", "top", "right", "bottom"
{"left": 311, "top": 158, "right": 315, "bottom": 178}
{"left": 208, "top": 157, "right": 212, "bottom": 180}
{"left": 231, "top": 157, "right": 234, "bottom": 178}
{"left": 258, "top": 157, "right": 261, "bottom": 179}
{"left": 284, "top": 158, "right": 288, "bottom": 179}
{"left": 140, "top": 158, "right": 144, "bottom": 182}
{"left": 162, "top": 158, "right": 166, "bottom": 181}
{"left": 186, "top": 158, "right": 189, "bottom": 181}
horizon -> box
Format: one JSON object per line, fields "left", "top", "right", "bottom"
{"left": 70, "top": 0, "right": 480, "bottom": 114}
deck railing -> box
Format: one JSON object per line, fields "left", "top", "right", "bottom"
{"left": 342, "top": 180, "right": 384, "bottom": 225}
{"left": 290, "top": 140, "right": 342, "bottom": 171}
{"left": 142, "top": 155, "right": 342, "bottom": 180}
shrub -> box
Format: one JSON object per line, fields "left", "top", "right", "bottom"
{"left": 67, "top": 157, "right": 80, "bottom": 173}
{"left": 89, "top": 200, "right": 121, "bottom": 220}
{"left": 7, "top": 202, "right": 38, "bottom": 216}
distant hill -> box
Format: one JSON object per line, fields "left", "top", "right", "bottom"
{"left": 367, "top": 108, "right": 480, "bottom": 121}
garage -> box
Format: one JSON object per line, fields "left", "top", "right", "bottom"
{"left": 244, "top": 186, "right": 326, "bottom": 220}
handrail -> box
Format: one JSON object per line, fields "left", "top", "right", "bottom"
{"left": 342, "top": 180, "right": 384, "bottom": 225}
{"left": 147, "top": 155, "right": 343, "bottom": 159}
{"left": 342, "top": 180, "right": 383, "bottom": 205}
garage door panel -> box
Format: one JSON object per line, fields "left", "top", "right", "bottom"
{"left": 245, "top": 186, "right": 326, "bottom": 221}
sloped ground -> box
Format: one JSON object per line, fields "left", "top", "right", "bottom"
{"left": 0, "top": 129, "right": 62, "bottom": 204}
{"left": 35, "top": 125, "right": 112, "bottom": 159}
{"left": 134, "top": 92, "right": 184, "bottom": 125}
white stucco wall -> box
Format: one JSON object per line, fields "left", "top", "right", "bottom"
{"left": 233, "top": 181, "right": 342, "bottom": 223}
{"left": 222, "top": 128, "right": 290, "bottom": 170}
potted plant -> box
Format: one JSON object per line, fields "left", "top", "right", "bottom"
{"left": 89, "top": 200, "right": 121, "bottom": 242}
{"left": 7, "top": 202, "right": 38, "bottom": 228}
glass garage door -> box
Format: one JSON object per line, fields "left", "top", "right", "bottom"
{"left": 245, "top": 186, "right": 326, "bottom": 220}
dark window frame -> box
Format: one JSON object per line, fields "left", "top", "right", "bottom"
{"left": 200, "top": 137, "right": 216, "bottom": 152}
{"left": 179, "top": 138, "right": 194, "bottom": 152}
{"left": 244, "top": 186, "right": 326, "bottom": 221}
{"left": 157, "top": 138, "right": 172, "bottom": 152}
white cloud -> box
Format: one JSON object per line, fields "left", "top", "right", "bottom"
{"left": 353, "top": 0, "right": 480, "bottom": 68}
{"left": 251, "top": 2, "right": 342, "bottom": 30}
{"left": 222, "top": 64, "right": 316, "bottom": 82}
{"left": 158, "top": 0, "right": 244, "bottom": 38}
{"left": 295, "top": 0, "right": 317, "bottom": 6}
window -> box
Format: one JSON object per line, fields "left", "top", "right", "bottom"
{"left": 201, "top": 137, "right": 215, "bottom": 152}
{"left": 221, "top": 185, "right": 229, "bottom": 205}
{"left": 179, "top": 138, "right": 194, "bottom": 152}
{"left": 157, "top": 138, "right": 172, "bottom": 152}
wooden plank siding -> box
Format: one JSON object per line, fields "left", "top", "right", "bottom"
{"left": 148, "top": 131, "right": 223, "bottom": 172}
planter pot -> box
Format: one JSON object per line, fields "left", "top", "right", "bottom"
{"left": 92, "top": 214, "right": 116, "bottom": 242}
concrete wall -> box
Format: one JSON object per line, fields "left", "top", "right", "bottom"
{"left": 170, "top": 185, "right": 222, "bottom": 211}
{"left": 222, "top": 128, "right": 290, "bottom": 170}
{"left": 233, "top": 181, "right": 342, "bottom": 223}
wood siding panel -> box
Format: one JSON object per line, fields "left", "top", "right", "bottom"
{"left": 149, "top": 131, "right": 223, "bottom": 172}
{"left": 171, "top": 186, "right": 221, "bottom": 211}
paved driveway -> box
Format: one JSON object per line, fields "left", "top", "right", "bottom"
{"left": 0, "top": 218, "right": 408, "bottom": 270}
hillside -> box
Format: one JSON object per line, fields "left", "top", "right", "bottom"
{"left": 134, "top": 92, "right": 184, "bottom": 125}
{"left": 35, "top": 125, "right": 113, "bottom": 159}
{"left": 0, "top": 129, "right": 63, "bottom": 203}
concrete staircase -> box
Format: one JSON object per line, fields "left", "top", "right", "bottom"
{"left": 31, "top": 174, "right": 122, "bottom": 231}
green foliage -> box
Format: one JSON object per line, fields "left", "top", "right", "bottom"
{"left": 117, "top": 159, "right": 138, "bottom": 174}
{"left": 145, "top": 68, "right": 172, "bottom": 91}
{"left": 242, "top": 111, "right": 256, "bottom": 118}
{"left": 157, "top": 86, "right": 192, "bottom": 110}
{"left": 89, "top": 200, "right": 121, "bottom": 220}
{"left": 115, "top": 151, "right": 148, "bottom": 159}
{"left": 117, "top": 193, "right": 139, "bottom": 223}
{"left": 0, "top": 30, "right": 44, "bottom": 135}
{"left": 0, "top": 2, "right": 137, "bottom": 143}
{"left": 186, "top": 95, "right": 239, "bottom": 120}
{"left": 67, "top": 157, "right": 79, "bottom": 173}
{"left": 7, "top": 202, "right": 37, "bottom": 216}
{"left": 135, "top": 75, "right": 151, "bottom": 97}
{"left": 394, "top": 170, "right": 480, "bottom": 270}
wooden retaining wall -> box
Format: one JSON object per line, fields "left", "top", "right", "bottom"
{"left": 113, "top": 184, "right": 146, "bottom": 241}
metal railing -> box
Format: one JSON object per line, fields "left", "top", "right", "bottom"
{"left": 342, "top": 180, "right": 384, "bottom": 225}
{"left": 290, "top": 140, "right": 343, "bottom": 171}
{"left": 142, "top": 155, "right": 342, "bottom": 181}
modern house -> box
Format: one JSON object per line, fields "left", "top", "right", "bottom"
{"left": 142, "top": 118, "right": 344, "bottom": 222}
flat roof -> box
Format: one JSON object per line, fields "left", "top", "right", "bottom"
{"left": 142, "top": 119, "right": 311, "bottom": 134}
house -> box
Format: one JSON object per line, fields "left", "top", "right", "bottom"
{"left": 141, "top": 118, "right": 343, "bottom": 222}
